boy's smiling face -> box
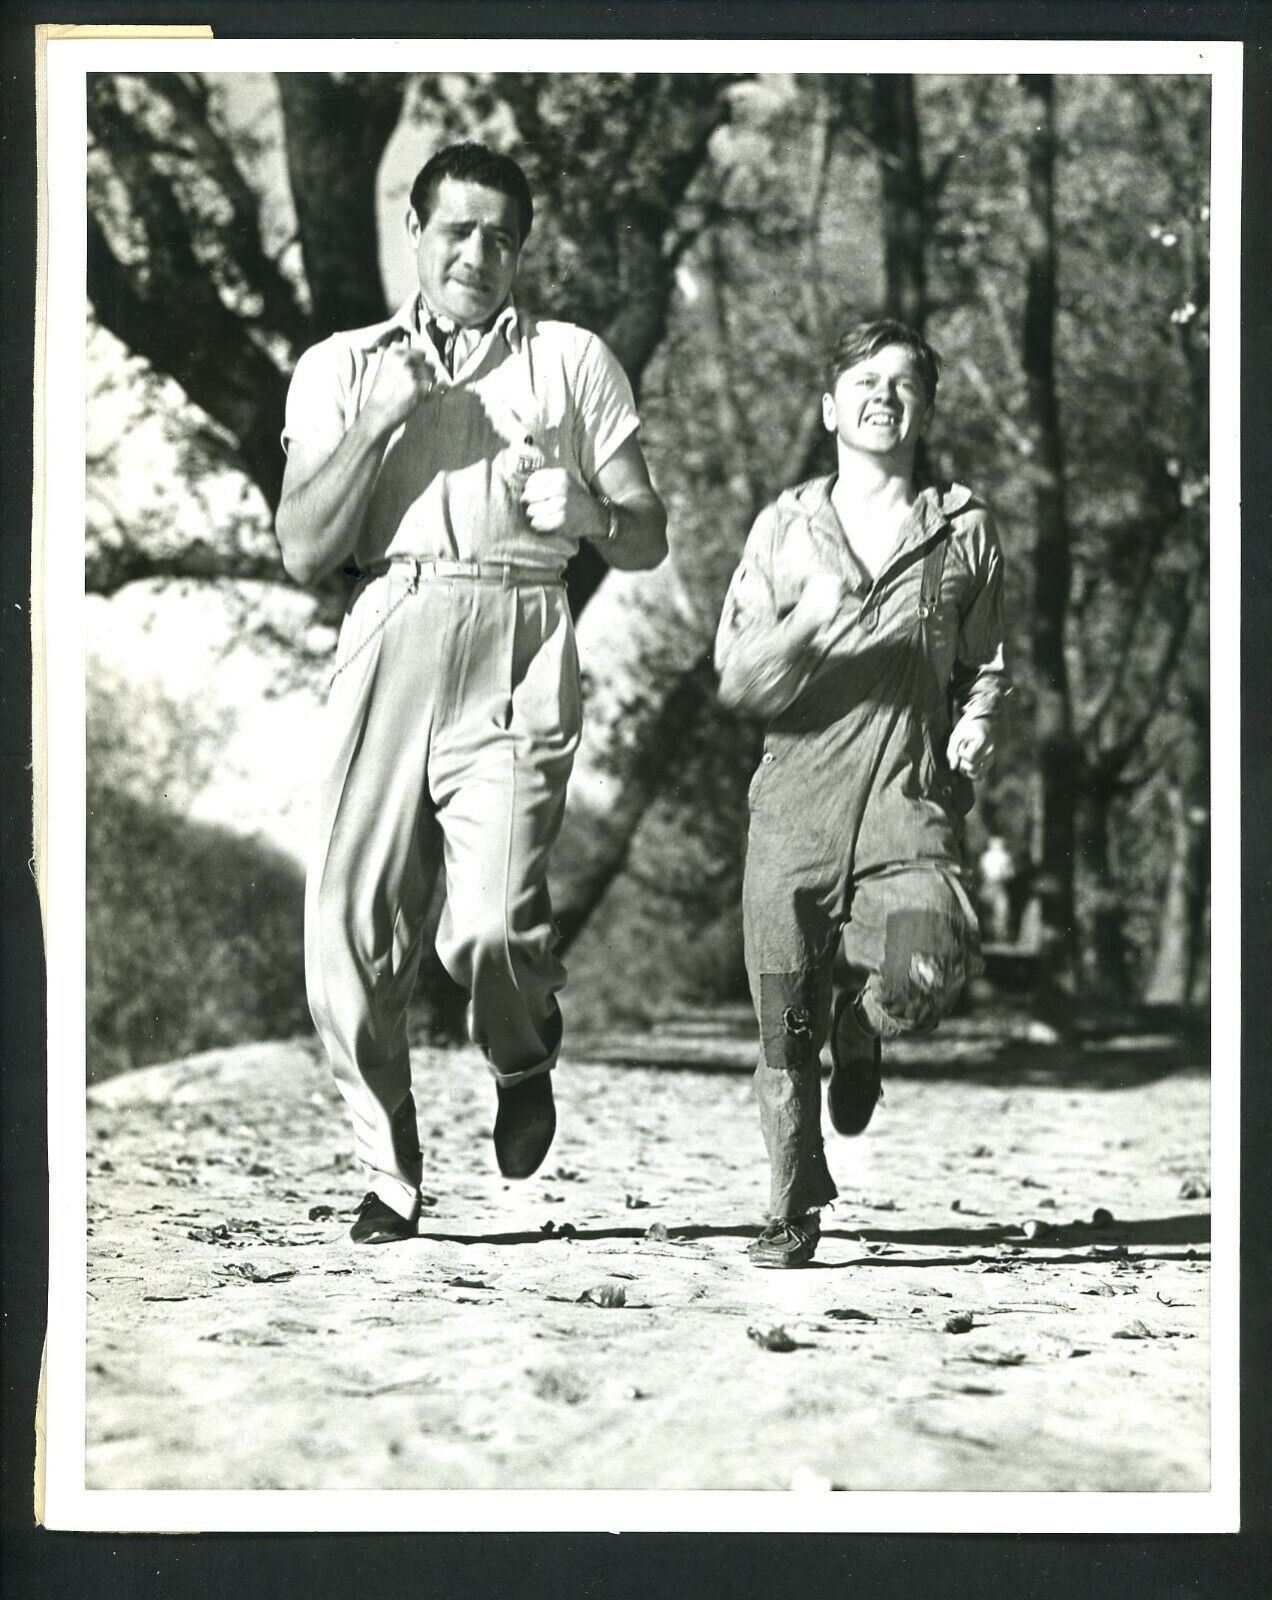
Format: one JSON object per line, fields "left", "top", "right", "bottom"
{"left": 822, "top": 343, "right": 933, "bottom": 460}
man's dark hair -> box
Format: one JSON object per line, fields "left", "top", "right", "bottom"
{"left": 824, "top": 319, "right": 941, "bottom": 408}
{"left": 408, "top": 142, "right": 534, "bottom": 244}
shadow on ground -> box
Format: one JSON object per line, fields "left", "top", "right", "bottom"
{"left": 575, "top": 1003, "right": 1210, "bottom": 1088}
{"left": 414, "top": 1212, "right": 1210, "bottom": 1256}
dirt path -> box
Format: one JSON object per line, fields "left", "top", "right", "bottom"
{"left": 85, "top": 1012, "right": 1211, "bottom": 1493}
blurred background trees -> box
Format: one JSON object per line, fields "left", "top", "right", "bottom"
{"left": 84, "top": 69, "right": 1211, "bottom": 1075}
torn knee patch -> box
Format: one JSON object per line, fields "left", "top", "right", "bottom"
{"left": 874, "top": 909, "right": 969, "bottom": 1030}
{"left": 759, "top": 972, "right": 822, "bottom": 1071}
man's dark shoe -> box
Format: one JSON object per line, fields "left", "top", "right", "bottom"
{"left": 747, "top": 1212, "right": 822, "bottom": 1269}
{"left": 493, "top": 1070, "right": 557, "bottom": 1178}
{"left": 827, "top": 992, "right": 883, "bottom": 1136}
{"left": 349, "top": 1192, "right": 417, "bottom": 1246}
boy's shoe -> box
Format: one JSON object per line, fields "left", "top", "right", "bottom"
{"left": 349, "top": 1192, "right": 418, "bottom": 1245}
{"left": 746, "top": 1212, "right": 821, "bottom": 1269}
{"left": 827, "top": 993, "right": 883, "bottom": 1136}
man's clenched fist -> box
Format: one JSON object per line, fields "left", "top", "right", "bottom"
{"left": 520, "top": 467, "right": 601, "bottom": 537}
{"left": 366, "top": 345, "right": 436, "bottom": 432}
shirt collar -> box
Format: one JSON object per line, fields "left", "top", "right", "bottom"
{"left": 357, "top": 296, "right": 523, "bottom": 355}
{"left": 413, "top": 293, "right": 520, "bottom": 347}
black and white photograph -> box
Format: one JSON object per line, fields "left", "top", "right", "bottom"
{"left": 35, "top": 28, "right": 1240, "bottom": 1533}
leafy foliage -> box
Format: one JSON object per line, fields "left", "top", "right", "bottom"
{"left": 85, "top": 70, "right": 1213, "bottom": 1063}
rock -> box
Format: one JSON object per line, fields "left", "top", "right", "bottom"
{"left": 943, "top": 1313, "right": 975, "bottom": 1334}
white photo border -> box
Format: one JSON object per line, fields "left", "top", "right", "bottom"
{"left": 40, "top": 32, "right": 1242, "bottom": 1534}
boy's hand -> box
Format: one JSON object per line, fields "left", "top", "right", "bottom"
{"left": 789, "top": 572, "right": 850, "bottom": 648}
{"left": 364, "top": 346, "right": 436, "bottom": 433}
{"left": 521, "top": 468, "right": 600, "bottom": 536}
{"left": 947, "top": 714, "right": 996, "bottom": 781}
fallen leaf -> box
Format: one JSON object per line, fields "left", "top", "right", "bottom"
{"left": 1112, "top": 1320, "right": 1157, "bottom": 1340}
{"left": 579, "top": 1283, "right": 627, "bottom": 1308}
{"left": 218, "top": 1263, "right": 297, "bottom": 1284}
{"left": 748, "top": 1325, "right": 798, "bottom": 1353}
{"left": 962, "top": 1347, "right": 1028, "bottom": 1367}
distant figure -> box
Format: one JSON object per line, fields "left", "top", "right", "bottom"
{"left": 978, "top": 834, "right": 1019, "bottom": 943}
{"left": 276, "top": 143, "right": 667, "bottom": 1246}
{"left": 714, "top": 319, "right": 1010, "bottom": 1268}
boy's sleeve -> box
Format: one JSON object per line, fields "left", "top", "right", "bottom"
{"left": 953, "top": 509, "right": 1011, "bottom": 724}
{"left": 713, "top": 512, "right": 819, "bottom": 719}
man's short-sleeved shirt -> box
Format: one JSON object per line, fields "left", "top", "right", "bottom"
{"left": 282, "top": 297, "right": 640, "bottom": 573}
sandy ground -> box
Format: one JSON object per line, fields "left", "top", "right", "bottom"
{"left": 84, "top": 1008, "right": 1211, "bottom": 1494}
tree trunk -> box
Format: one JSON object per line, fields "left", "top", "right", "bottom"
{"left": 1019, "top": 74, "right": 1079, "bottom": 996}
{"left": 869, "top": 74, "right": 928, "bottom": 330}
{"left": 1144, "top": 719, "right": 1210, "bottom": 1006}
{"left": 1076, "top": 777, "right": 1128, "bottom": 997}
{"left": 274, "top": 74, "right": 408, "bottom": 340}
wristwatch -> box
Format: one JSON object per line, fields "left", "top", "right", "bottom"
{"left": 595, "top": 494, "right": 620, "bottom": 542}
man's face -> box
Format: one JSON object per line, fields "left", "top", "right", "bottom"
{"left": 408, "top": 177, "right": 521, "bottom": 327}
{"left": 822, "top": 343, "right": 932, "bottom": 459}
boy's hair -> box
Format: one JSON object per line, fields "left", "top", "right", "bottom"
{"left": 409, "top": 143, "right": 534, "bottom": 243}
{"left": 824, "top": 320, "right": 941, "bottom": 408}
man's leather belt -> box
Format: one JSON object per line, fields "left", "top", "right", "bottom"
{"left": 354, "top": 556, "right": 564, "bottom": 587}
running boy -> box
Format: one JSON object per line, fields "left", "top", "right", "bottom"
{"left": 714, "top": 320, "right": 1009, "bottom": 1267}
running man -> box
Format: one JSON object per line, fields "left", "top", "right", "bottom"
{"left": 277, "top": 143, "right": 667, "bottom": 1244}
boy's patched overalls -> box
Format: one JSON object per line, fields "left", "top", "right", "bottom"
{"left": 714, "top": 477, "right": 1010, "bottom": 1220}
